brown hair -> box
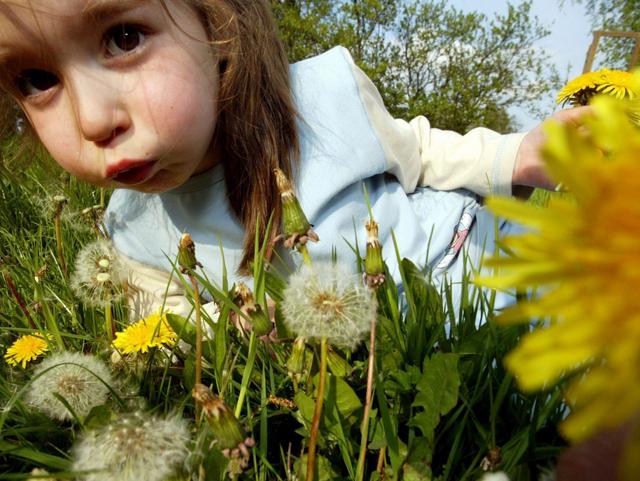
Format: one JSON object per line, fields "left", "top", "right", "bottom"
{"left": 184, "top": 0, "right": 300, "bottom": 272}
{"left": 0, "top": 0, "right": 300, "bottom": 273}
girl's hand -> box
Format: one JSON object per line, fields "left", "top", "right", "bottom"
{"left": 512, "top": 106, "right": 591, "bottom": 192}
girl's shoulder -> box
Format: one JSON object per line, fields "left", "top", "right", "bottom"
{"left": 288, "top": 47, "right": 389, "bottom": 196}
{"left": 290, "top": 45, "right": 355, "bottom": 72}
{"left": 289, "top": 46, "right": 361, "bottom": 104}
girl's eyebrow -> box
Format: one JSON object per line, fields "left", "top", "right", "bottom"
{"left": 82, "top": 0, "right": 150, "bottom": 21}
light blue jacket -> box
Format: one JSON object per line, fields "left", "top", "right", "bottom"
{"left": 105, "top": 47, "right": 523, "bottom": 316}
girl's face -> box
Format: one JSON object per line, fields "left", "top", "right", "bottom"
{"left": 0, "top": 0, "right": 220, "bottom": 193}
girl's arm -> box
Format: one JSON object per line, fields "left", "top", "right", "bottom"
{"left": 347, "top": 54, "right": 552, "bottom": 197}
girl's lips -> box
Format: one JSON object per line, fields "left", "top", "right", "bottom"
{"left": 108, "top": 160, "right": 157, "bottom": 185}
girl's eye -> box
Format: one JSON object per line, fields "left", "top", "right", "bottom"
{"left": 104, "top": 24, "right": 145, "bottom": 57}
{"left": 16, "top": 69, "right": 59, "bottom": 97}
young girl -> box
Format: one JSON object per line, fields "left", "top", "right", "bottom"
{"left": 0, "top": 0, "right": 585, "bottom": 320}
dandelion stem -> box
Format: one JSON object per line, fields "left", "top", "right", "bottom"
{"left": 104, "top": 302, "right": 114, "bottom": 342}
{"left": 234, "top": 330, "right": 257, "bottom": 418}
{"left": 33, "top": 281, "right": 65, "bottom": 350}
{"left": 356, "top": 304, "right": 378, "bottom": 481}
{"left": 3, "top": 271, "right": 35, "bottom": 329}
{"left": 53, "top": 215, "right": 68, "bottom": 277}
{"left": 188, "top": 272, "right": 203, "bottom": 424}
{"left": 376, "top": 447, "right": 386, "bottom": 475}
{"left": 306, "top": 337, "right": 328, "bottom": 481}
{"left": 99, "top": 188, "right": 105, "bottom": 209}
{"left": 299, "top": 245, "right": 312, "bottom": 266}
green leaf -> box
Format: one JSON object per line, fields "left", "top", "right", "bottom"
{"left": 201, "top": 339, "right": 216, "bottom": 364}
{"left": 200, "top": 445, "right": 228, "bottom": 481}
{"left": 0, "top": 440, "right": 71, "bottom": 470}
{"left": 409, "top": 353, "right": 460, "bottom": 441}
{"left": 295, "top": 454, "right": 339, "bottom": 481}
{"left": 401, "top": 259, "right": 446, "bottom": 365}
{"left": 166, "top": 313, "right": 196, "bottom": 345}
{"left": 296, "top": 373, "right": 363, "bottom": 439}
{"left": 385, "top": 364, "right": 421, "bottom": 394}
{"left": 293, "top": 390, "right": 315, "bottom": 432}
{"left": 184, "top": 352, "right": 196, "bottom": 392}
{"left": 319, "top": 373, "right": 362, "bottom": 422}
{"left": 264, "top": 268, "right": 287, "bottom": 303}
{"left": 326, "top": 349, "right": 352, "bottom": 378}
{"left": 403, "top": 437, "right": 433, "bottom": 480}
{"left": 83, "top": 404, "right": 114, "bottom": 430}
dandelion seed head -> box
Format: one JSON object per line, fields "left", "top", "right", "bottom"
{"left": 71, "top": 239, "right": 127, "bottom": 307}
{"left": 27, "top": 352, "right": 112, "bottom": 421}
{"left": 72, "top": 411, "right": 190, "bottom": 481}
{"left": 281, "top": 262, "right": 375, "bottom": 350}
{"left": 95, "top": 272, "right": 111, "bottom": 283}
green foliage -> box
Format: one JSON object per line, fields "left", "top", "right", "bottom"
{"left": 0, "top": 163, "right": 568, "bottom": 479}
{"left": 409, "top": 353, "right": 460, "bottom": 443}
{"left": 270, "top": 0, "right": 559, "bottom": 132}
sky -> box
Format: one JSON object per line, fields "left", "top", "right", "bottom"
{"left": 447, "top": 0, "right": 594, "bottom": 130}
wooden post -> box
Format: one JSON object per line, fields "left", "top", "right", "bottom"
{"left": 583, "top": 32, "right": 601, "bottom": 74}
{"left": 582, "top": 30, "right": 640, "bottom": 73}
{"left": 630, "top": 38, "right": 640, "bottom": 69}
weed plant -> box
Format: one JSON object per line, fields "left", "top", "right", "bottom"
{"left": 0, "top": 154, "right": 567, "bottom": 480}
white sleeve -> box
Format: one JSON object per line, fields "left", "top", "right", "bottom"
{"left": 348, "top": 57, "right": 525, "bottom": 197}
{"left": 122, "top": 254, "right": 218, "bottom": 324}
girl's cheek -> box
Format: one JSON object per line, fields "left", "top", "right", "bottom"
{"left": 34, "top": 116, "right": 101, "bottom": 182}
{"left": 140, "top": 68, "right": 217, "bottom": 146}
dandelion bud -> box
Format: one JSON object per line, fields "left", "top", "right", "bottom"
{"left": 233, "top": 283, "right": 273, "bottom": 337}
{"left": 364, "top": 219, "right": 385, "bottom": 289}
{"left": 51, "top": 194, "right": 68, "bottom": 218}
{"left": 193, "top": 384, "right": 256, "bottom": 478}
{"left": 178, "top": 233, "right": 198, "bottom": 272}
{"left": 274, "top": 168, "right": 319, "bottom": 249}
{"left": 80, "top": 204, "right": 104, "bottom": 220}
{"left": 193, "top": 384, "right": 246, "bottom": 450}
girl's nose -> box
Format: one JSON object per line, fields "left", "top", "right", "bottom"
{"left": 68, "top": 72, "right": 131, "bottom": 144}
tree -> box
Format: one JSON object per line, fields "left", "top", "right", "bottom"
{"left": 571, "top": 0, "right": 640, "bottom": 69}
{"left": 270, "top": 0, "right": 558, "bottom": 133}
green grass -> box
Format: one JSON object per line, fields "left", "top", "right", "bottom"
{"left": 0, "top": 154, "right": 567, "bottom": 480}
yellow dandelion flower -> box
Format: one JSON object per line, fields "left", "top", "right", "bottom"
{"left": 113, "top": 312, "right": 176, "bottom": 354}
{"left": 556, "top": 69, "right": 637, "bottom": 107}
{"left": 4, "top": 334, "right": 49, "bottom": 368}
{"left": 479, "top": 83, "right": 640, "bottom": 442}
